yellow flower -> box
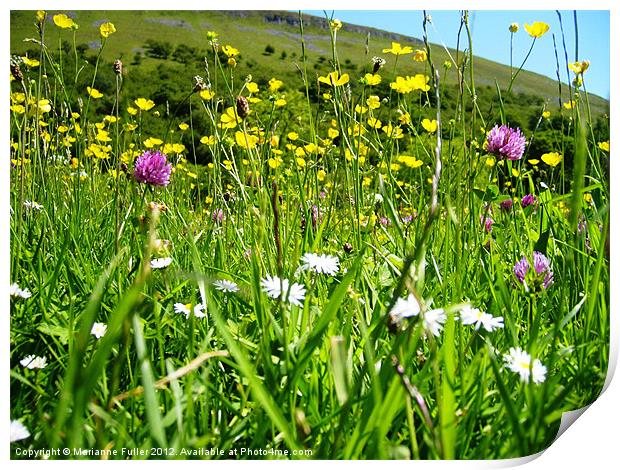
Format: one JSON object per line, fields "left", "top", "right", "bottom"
{"left": 144, "top": 137, "right": 163, "bottom": 148}
{"left": 227, "top": 58, "right": 237, "bottom": 68}
{"left": 274, "top": 97, "right": 287, "bottom": 107}
{"left": 127, "top": 106, "right": 137, "bottom": 116}
{"left": 355, "top": 104, "right": 368, "bottom": 114}
{"left": 135, "top": 98, "right": 155, "bottom": 111}
{"left": 486, "top": 157, "right": 495, "bottom": 167}
{"left": 268, "top": 157, "right": 283, "bottom": 169}
{"left": 317, "top": 169, "right": 326, "bottom": 181}
{"left": 37, "top": 99, "right": 51, "bottom": 113}
{"left": 542, "top": 111, "right": 551, "bottom": 119}
{"left": 179, "top": 123, "right": 189, "bottom": 131}
{"left": 397, "top": 155, "right": 423, "bottom": 169}
{"left": 382, "top": 124, "right": 403, "bottom": 139}
{"left": 10, "top": 104, "right": 25, "bottom": 114}
{"left": 382, "top": 42, "right": 413, "bottom": 55}
{"left": 524, "top": 22, "right": 550, "bottom": 38}
{"left": 235, "top": 130, "right": 259, "bottom": 150}
{"left": 164, "top": 143, "right": 186, "bottom": 154}
{"left": 36, "top": 10, "right": 46, "bottom": 23}
{"left": 367, "top": 117, "right": 382, "bottom": 129}
{"left": 597, "top": 141, "right": 609, "bottom": 152}
{"left": 200, "top": 135, "right": 216, "bottom": 145}
{"left": 330, "top": 19, "right": 343, "bottom": 32}
{"left": 287, "top": 132, "right": 299, "bottom": 141}
{"left": 206, "top": 31, "right": 218, "bottom": 42}
{"left": 219, "top": 107, "right": 242, "bottom": 129}
{"left": 269, "top": 78, "right": 283, "bottom": 92}
{"left": 398, "top": 112, "right": 411, "bottom": 125}
{"left": 568, "top": 60, "right": 590, "bottom": 75}
{"left": 222, "top": 45, "right": 239, "bottom": 57}
{"left": 528, "top": 159, "right": 540, "bottom": 165}
{"left": 366, "top": 95, "right": 381, "bottom": 109}
{"left": 328, "top": 128, "right": 339, "bottom": 139}
{"left": 563, "top": 100, "right": 576, "bottom": 109}
{"left": 413, "top": 49, "right": 427, "bottom": 62}
{"left": 318, "top": 71, "right": 349, "bottom": 87}
{"left": 364, "top": 73, "right": 381, "bottom": 86}
{"left": 295, "top": 157, "right": 306, "bottom": 168}
{"left": 247, "top": 82, "right": 259, "bottom": 94}
{"left": 99, "top": 22, "right": 116, "bottom": 38}
{"left": 421, "top": 118, "right": 438, "bottom": 133}
{"left": 53, "top": 14, "right": 77, "bottom": 29}
{"left": 22, "top": 57, "right": 40, "bottom": 68}
{"left": 87, "top": 87, "right": 103, "bottom": 99}
{"left": 509, "top": 23, "right": 519, "bottom": 33}
{"left": 390, "top": 74, "right": 430, "bottom": 93}
{"left": 199, "top": 89, "right": 215, "bottom": 100}
{"left": 541, "top": 152, "right": 562, "bottom": 167}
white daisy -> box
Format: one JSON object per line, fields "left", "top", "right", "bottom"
{"left": 174, "top": 303, "right": 191, "bottom": 318}
{"left": 10, "top": 283, "right": 31, "bottom": 299}
{"left": 23, "top": 200, "right": 43, "bottom": 210}
{"left": 150, "top": 257, "right": 172, "bottom": 269}
{"left": 193, "top": 303, "right": 207, "bottom": 318}
{"left": 460, "top": 306, "right": 504, "bottom": 332}
{"left": 10, "top": 420, "right": 30, "bottom": 442}
{"left": 91, "top": 322, "right": 107, "bottom": 339}
{"left": 300, "top": 253, "right": 340, "bottom": 276}
{"left": 503, "top": 347, "right": 547, "bottom": 384}
{"left": 213, "top": 279, "right": 240, "bottom": 293}
{"left": 260, "top": 275, "right": 306, "bottom": 307}
{"left": 422, "top": 308, "right": 447, "bottom": 337}
{"left": 20, "top": 355, "right": 47, "bottom": 370}
{"left": 390, "top": 294, "right": 421, "bottom": 319}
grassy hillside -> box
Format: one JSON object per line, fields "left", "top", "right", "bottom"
{"left": 10, "top": 9, "right": 609, "bottom": 116}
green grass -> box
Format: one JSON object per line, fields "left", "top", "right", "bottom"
{"left": 9, "top": 10, "right": 609, "bottom": 460}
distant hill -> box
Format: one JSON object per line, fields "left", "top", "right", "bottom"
{"left": 10, "top": 9, "right": 609, "bottom": 117}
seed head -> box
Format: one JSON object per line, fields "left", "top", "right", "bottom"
{"left": 236, "top": 95, "right": 250, "bottom": 119}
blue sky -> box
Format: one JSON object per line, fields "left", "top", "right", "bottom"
{"left": 305, "top": 10, "right": 610, "bottom": 99}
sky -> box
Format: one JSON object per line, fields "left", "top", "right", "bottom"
{"left": 305, "top": 10, "right": 610, "bottom": 99}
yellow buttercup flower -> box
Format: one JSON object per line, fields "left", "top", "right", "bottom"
{"left": 568, "top": 60, "right": 590, "bottom": 75}
{"left": 366, "top": 95, "right": 381, "bottom": 109}
{"left": 200, "top": 135, "right": 216, "bottom": 145}
{"left": 269, "top": 78, "right": 283, "bottom": 92}
{"left": 598, "top": 141, "right": 609, "bottom": 152}
{"left": 87, "top": 87, "right": 103, "bottom": 99}
{"left": 524, "top": 22, "right": 550, "bottom": 38}
{"left": 413, "top": 49, "right": 427, "bottom": 62}
{"left": 563, "top": 100, "right": 576, "bottom": 109}
{"left": 363, "top": 73, "right": 382, "bottom": 86}
{"left": 397, "top": 155, "right": 423, "bottom": 169}
{"left": 219, "top": 107, "right": 242, "bottom": 129}
{"left": 53, "top": 14, "right": 77, "bottom": 29}
{"left": 274, "top": 97, "right": 287, "bottom": 107}
{"left": 542, "top": 111, "right": 551, "bottom": 119}
{"left": 22, "top": 57, "right": 40, "bottom": 68}
{"left": 246, "top": 82, "right": 259, "bottom": 94}
{"left": 200, "top": 89, "right": 215, "bottom": 100}
{"left": 318, "top": 71, "right": 349, "bottom": 87}
{"left": 178, "top": 123, "right": 189, "bottom": 131}
{"left": 36, "top": 10, "right": 46, "bottom": 23}
{"left": 382, "top": 42, "right": 413, "bottom": 55}
{"left": 421, "top": 118, "right": 438, "bottom": 133}
{"left": 222, "top": 45, "right": 239, "bottom": 57}
{"left": 330, "top": 19, "right": 343, "bottom": 32}
{"left": 541, "top": 152, "right": 562, "bottom": 167}
{"left": 135, "top": 98, "right": 155, "bottom": 111}
{"left": 99, "top": 22, "right": 116, "bottom": 38}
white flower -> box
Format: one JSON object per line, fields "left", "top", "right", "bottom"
{"left": 20, "top": 355, "right": 47, "bottom": 370}
{"left": 174, "top": 302, "right": 191, "bottom": 318}
{"left": 213, "top": 279, "right": 240, "bottom": 293}
{"left": 390, "top": 294, "right": 420, "bottom": 319}
{"left": 10, "top": 420, "right": 30, "bottom": 442}
{"left": 193, "top": 303, "right": 207, "bottom": 318}
{"left": 300, "top": 253, "right": 340, "bottom": 276}
{"left": 174, "top": 302, "right": 206, "bottom": 318}
{"left": 10, "top": 283, "right": 31, "bottom": 299}
{"left": 91, "top": 322, "right": 107, "bottom": 339}
{"left": 503, "top": 347, "right": 547, "bottom": 384}
{"left": 150, "top": 257, "right": 172, "bottom": 269}
{"left": 374, "top": 193, "right": 384, "bottom": 203}
{"left": 260, "top": 275, "right": 306, "bottom": 307}
{"left": 23, "top": 200, "right": 43, "bottom": 210}
{"left": 460, "top": 305, "right": 504, "bottom": 332}
{"left": 422, "top": 308, "right": 447, "bottom": 337}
